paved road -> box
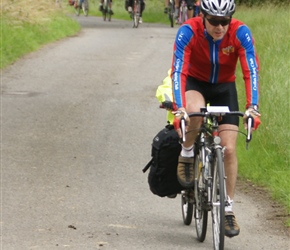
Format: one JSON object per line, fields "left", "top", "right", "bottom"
{"left": 1, "top": 16, "right": 289, "bottom": 250}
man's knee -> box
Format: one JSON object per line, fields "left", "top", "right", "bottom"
{"left": 224, "top": 145, "right": 237, "bottom": 159}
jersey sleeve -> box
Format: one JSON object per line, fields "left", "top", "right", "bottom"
{"left": 171, "top": 24, "right": 194, "bottom": 109}
{"left": 236, "top": 25, "right": 260, "bottom": 108}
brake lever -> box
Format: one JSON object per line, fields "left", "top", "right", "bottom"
{"left": 246, "top": 116, "right": 254, "bottom": 150}
{"left": 180, "top": 118, "right": 186, "bottom": 143}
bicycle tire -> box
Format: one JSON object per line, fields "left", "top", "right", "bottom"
{"left": 75, "top": 3, "right": 80, "bottom": 16}
{"left": 181, "top": 190, "right": 193, "bottom": 225}
{"left": 168, "top": 2, "right": 174, "bottom": 28}
{"left": 133, "top": 12, "right": 139, "bottom": 28}
{"left": 194, "top": 150, "right": 208, "bottom": 242}
{"left": 82, "top": 2, "right": 88, "bottom": 16}
{"left": 103, "top": 7, "right": 107, "bottom": 21}
{"left": 132, "top": 0, "right": 140, "bottom": 28}
{"left": 108, "top": 8, "right": 112, "bottom": 21}
{"left": 212, "top": 148, "right": 225, "bottom": 250}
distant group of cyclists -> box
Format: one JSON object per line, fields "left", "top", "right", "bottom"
{"left": 164, "top": 0, "right": 200, "bottom": 20}
{"left": 71, "top": 0, "right": 200, "bottom": 24}
{"left": 98, "top": 0, "right": 145, "bottom": 23}
{"left": 99, "top": 0, "right": 199, "bottom": 23}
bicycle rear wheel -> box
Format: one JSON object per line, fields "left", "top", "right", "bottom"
{"left": 181, "top": 190, "right": 193, "bottom": 225}
{"left": 194, "top": 151, "right": 208, "bottom": 242}
{"left": 168, "top": 2, "right": 174, "bottom": 28}
{"left": 212, "top": 148, "right": 226, "bottom": 250}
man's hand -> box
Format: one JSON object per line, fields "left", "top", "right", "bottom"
{"left": 243, "top": 106, "right": 261, "bottom": 131}
{"left": 172, "top": 107, "right": 190, "bottom": 138}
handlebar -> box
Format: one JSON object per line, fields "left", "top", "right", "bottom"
{"left": 159, "top": 104, "right": 254, "bottom": 148}
{"left": 178, "top": 108, "right": 254, "bottom": 149}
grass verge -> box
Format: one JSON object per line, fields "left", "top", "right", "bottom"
{"left": 234, "top": 5, "right": 290, "bottom": 226}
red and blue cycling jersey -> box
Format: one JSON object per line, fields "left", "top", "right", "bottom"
{"left": 171, "top": 17, "right": 260, "bottom": 109}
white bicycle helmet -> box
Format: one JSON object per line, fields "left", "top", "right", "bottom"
{"left": 201, "top": 0, "right": 236, "bottom": 17}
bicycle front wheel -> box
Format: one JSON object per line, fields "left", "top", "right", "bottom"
{"left": 107, "top": 8, "right": 112, "bottom": 21}
{"left": 75, "top": 2, "right": 80, "bottom": 16}
{"left": 212, "top": 147, "right": 226, "bottom": 250}
{"left": 82, "top": 2, "right": 88, "bottom": 16}
{"left": 181, "top": 190, "right": 193, "bottom": 225}
{"left": 132, "top": 2, "right": 140, "bottom": 28}
{"left": 194, "top": 150, "right": 208, "bottom": 242}
{"left": 103, "top": 7, "right": 107, "bottom": 21}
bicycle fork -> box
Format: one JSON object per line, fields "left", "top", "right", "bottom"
{"left": 205, "top": 147, "right": 212, "bottom": 207}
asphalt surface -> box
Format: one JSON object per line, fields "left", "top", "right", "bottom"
{"left": 1, "top": 15, "right": 289, "bottom": 250}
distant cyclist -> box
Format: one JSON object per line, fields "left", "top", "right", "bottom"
{"left": 99, "top": 0, "right": 114, "bottom": 15}
{"left": 193, "top": 0, "right": 200, "bottom": 17}
{"left": 125, "top": 0, "right": 146, "bottom": 23}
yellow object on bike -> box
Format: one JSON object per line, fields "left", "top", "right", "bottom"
{"left": 155, "top": 69, "right": 175, "bottom": 124}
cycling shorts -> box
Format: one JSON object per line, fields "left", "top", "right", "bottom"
{"left": 186, "top": 76, "right": 239, "bottom": 126}
{"left": 185, "top": 0, "right": 195, "bottom": 10}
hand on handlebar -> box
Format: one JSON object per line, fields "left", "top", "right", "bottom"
{"left": 172, "top": 107, "right": 190, "bottom": 140}
{"left": 243, "top": 106, "right": 261, "bottom": 131}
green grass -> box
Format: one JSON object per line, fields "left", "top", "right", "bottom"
{"left": 1, "top": 12, "right": 80, "bottom": 69}
{"left": 2, "top": 1, "right": 290, "bottom": 226}
{"left": 234, "top": 5, "right": 290, "bottom": 225}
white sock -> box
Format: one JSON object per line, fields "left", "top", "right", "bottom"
{"left": 180, "top": 145, "right": 194, "bottom": 157}
{"left": 225, "top": 196, "right": 234, "bottom": 212}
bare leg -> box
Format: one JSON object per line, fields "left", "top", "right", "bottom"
{"left": 187, "top": 9, "right": 193, "bottom": 19}
{"left": 218, "top": 124, "right": 238, "bottom": 200}
{"left": 183, "top": 90, "right": 205, "bottom": 148}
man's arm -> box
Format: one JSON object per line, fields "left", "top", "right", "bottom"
{"left": 171, "top": 24, "right": 194, "bottom": 110}
{"left": 236, "top": 25, "right": 260, "bottom": 109}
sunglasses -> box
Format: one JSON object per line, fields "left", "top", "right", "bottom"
{"left": 205, "top": 17, "right": 231, "bottom": 26}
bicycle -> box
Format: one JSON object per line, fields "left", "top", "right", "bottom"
{"left": 177, "top": 0, "right": 188, "bottom": 25}
{"left": 75, "top": 0, "right": 89, "bottom": 16}
{"left": 179, "top": 106, "right": 253, "bottom": 250}
{"left": 168, "top": 0, "right": 175, "bottom": 28}
{"left": 102, "top": 0, "right": 112, "bottom": 22}
{"left": 131, "top": 0, "right": 141, "bottom": 28}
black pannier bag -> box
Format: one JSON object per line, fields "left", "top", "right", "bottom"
{"left": 143, "top": 124, "right": 184, "bottom": 197}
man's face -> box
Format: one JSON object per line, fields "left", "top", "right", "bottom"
{"left": 204, "top": 15, "right": 231, "bottom": 41}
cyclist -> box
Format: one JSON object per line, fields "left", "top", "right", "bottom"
{"left": 170, "top": 0, "right": 261, "bottom": 238}
{"left": 164, "top": 0, "right": 197, "bottom": 21}
{"left": 125, "top": 0, "right": 145, "bottom": 23}
{"left": 164, "top": 0, "right": 179, "bottom": 17}
{"left": 193, "top": 0, "right": 200, "bottom": 17}
{"left": 99, "top": 0, "right": 114, "bottom": 15}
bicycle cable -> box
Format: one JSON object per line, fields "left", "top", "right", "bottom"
{"left": 185, "top": 128, "right": 247, "bottom": 137}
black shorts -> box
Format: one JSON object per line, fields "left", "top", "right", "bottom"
{"left": 186, "top": 76, "right": 239, "bottom": 126}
